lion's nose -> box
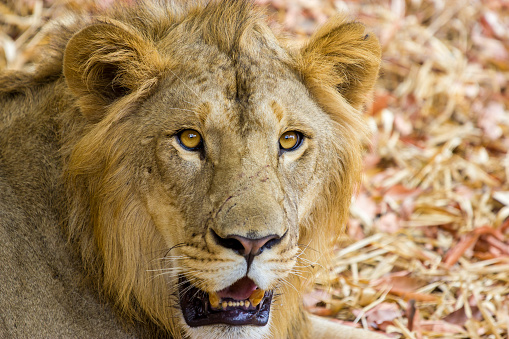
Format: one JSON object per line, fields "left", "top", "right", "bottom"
{"left": 212, "top": 230, "right": 285, "bottom": 269}
{"left": 223, "top": 234, "right": 281, "bottom": 257}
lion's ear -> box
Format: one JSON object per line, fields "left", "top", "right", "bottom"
{"left": 297, "top": 16, "right": 381, "bottom": 110}
{"left": 63, "top": 22, "right": 163, "bottom": 122}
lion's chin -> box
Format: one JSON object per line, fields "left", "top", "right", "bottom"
{"left": 179, "top": 276, "right": 273, "bottom": 327}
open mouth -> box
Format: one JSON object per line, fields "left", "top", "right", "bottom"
{"left": 179, "top": 276, "right": 273, "bottom": 327}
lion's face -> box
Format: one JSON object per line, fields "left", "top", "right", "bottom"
{"left": 136, "top": 47, "right": 335, "bottom": 336}
{"left": 62, "top": 2, "right": 380, "bottom": 338}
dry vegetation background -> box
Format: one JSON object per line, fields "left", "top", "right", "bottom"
{"left": 1, "top": 0, "right": 508, "bottom": 338}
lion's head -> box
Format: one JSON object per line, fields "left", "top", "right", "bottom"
{"left": 59, "top": 1, "right": 380, "bottom": 338}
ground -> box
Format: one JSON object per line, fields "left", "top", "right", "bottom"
{"left": 1, "top": 0, "right": 508, "bottom": 338}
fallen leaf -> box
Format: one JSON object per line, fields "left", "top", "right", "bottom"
{"left": 355, "top": 303, "right": 402, "bottom": 331}
{"left": 419, "top": 320, "right": 467, "bottom": 334}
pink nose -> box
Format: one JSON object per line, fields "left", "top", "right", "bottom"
{"left": 211, "top": 230, "right": 284, "bottom": 270}
{"left": 225, "top": 234, "right": 280, "bottom": 256}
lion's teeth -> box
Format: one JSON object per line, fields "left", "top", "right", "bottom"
{"left": 209, "top": 292, "right": 220, "bottom": 309}
{"left": 249, "top": 289, "right": 265, "bottom": 307}
{"left": 210, "top": 290, "right": 264, "bottom": 309}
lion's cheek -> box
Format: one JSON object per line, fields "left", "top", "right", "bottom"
{"left": 278, "top": 142, "right": 324, "bottom": 224}
{"left": 144, "top": 192, "right": 186, "bottom": 246}
{"left": 296, "top": 174, "right": 326, "bottom": 223}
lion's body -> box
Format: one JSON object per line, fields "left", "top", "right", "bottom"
{"left": 0, "top": 78, "right": 140, "bottom": 337}
{"left": 0, "top": 1, "right": 383, "bottom": 338}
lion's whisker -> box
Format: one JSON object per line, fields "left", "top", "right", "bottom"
{"left": 162, "top": 243, "right": 189, "bottom": 258}
{"left": 288, "top": 270, "right": 307, "bottom": 280}
{"left": 297, "top": 256, "right": 323, "bottom": 269}
{"left": 297, "top": 243, "right": 320, "bottom": 253}
{"left": 278, "top": 277, "right": 301, "bottom": 296}
{"left": 160, "top": 255, "right": 190, "bottom": 260}
{"left": 180, "top": 99, "right": 197, "bottom": 106}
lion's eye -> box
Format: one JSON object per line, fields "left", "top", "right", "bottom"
{"left": 177, "top": 129, "right": 203, "bottom": 151}
{"left": 279, "top": 131, "right": 303, "bottom": 152}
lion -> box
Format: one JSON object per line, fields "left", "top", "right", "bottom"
{"left": 0, "top": 1, "right": 384, "bottom": 338}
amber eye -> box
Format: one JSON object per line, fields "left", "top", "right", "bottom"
{"left": 279, "top": 131, "right": 303, "bottom": 152}
{"left": 177, "top": 129, "right": 203, "bottom": 150}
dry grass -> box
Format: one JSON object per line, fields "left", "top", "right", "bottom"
{"left": 1, "top": 0, "right": 508, "bottom": 338}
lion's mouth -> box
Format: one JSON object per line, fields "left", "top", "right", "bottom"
{"left": 179, "top": 276, "right": 273, "bottom": 327}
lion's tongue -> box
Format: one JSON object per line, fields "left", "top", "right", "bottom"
{"left": 217, "top": 277, "right": 258, "bottom": 301}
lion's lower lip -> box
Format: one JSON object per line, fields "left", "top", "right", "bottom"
{"left": 178, "top": 276, "right": 273, "bottom": 327}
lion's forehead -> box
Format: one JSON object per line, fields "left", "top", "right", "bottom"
{"left": 154, "top": 50, "right": 323, "bottom": 140}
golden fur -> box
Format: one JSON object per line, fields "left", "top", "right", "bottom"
{"left": 0, "top": 1, "right": 383, "bottom": 338}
